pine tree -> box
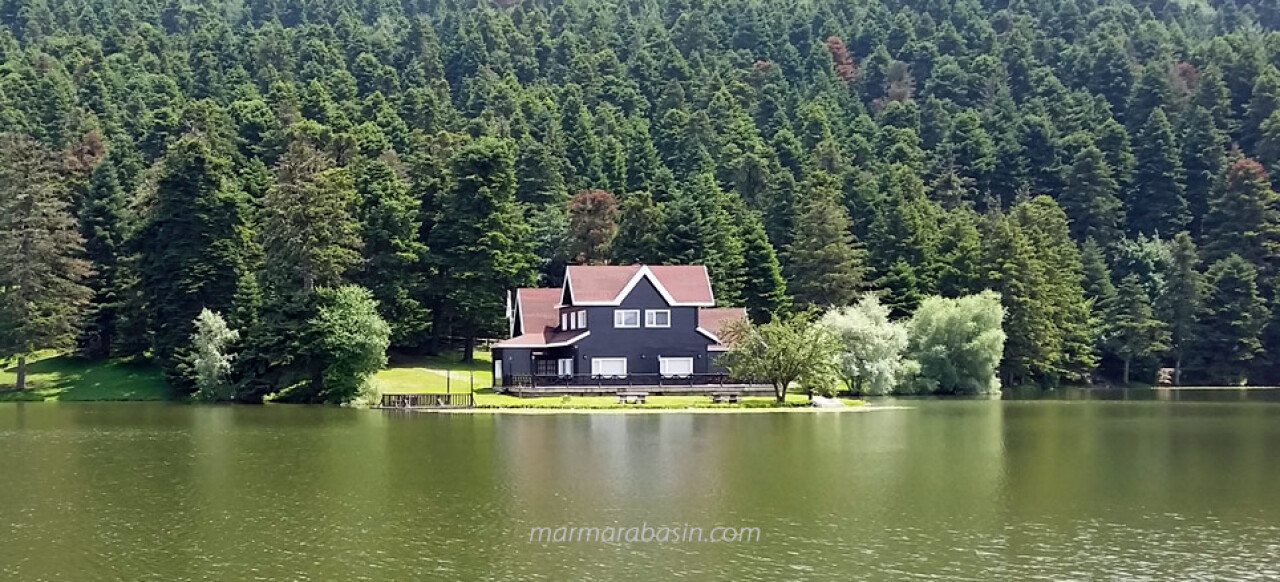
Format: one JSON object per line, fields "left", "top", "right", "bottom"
{"left": 1194, "top": 255, "right": 1269, "bottom": 384}
{"left": 662, "top": 174, "right": 746, "bottom": 305}
{"left": 1105, "top": 273, "right": 1169, "bottom": 384}
{"left": 135, "top": 136, "right": 254, "bottom": 384}
{"left": 1180, "top": 105, "right": 1228, "bottom": 235}
{"left": 1160, "top": 232, "right": 1205, "bottom": 385}
{"left": 784, "top": 170, "right": 866, "bottom": 309}
{"left": 867, "top": 165, "right": 941, "bottom": 314}
{"left": 612, "top": 192, "right": 666, "bottom": 265}
{"left": 1080, "top": 238, "right": 1117, "bottom": 375}
{"left": 1201, "top": 157, "right": 1280, "bottom": 276}
{"left": 567, "top": 189, "right": 619, "bottom": 264}
{"left": 260, "top": 140, "right": 362, "bottom": 296}
{"left": 1128, "top": 108, "right": 1189, "bottom": 236}
{"left": 983, "top": 211, "right": 1053, "bottom": 387}
{"left": 78, "top": 159, "right": 128, "bottom": 358}
{"left": 0, "top": 134, "right": 92, "bottom": 391}
{"left": 1061, "top": 145, "right": 1124, "bottom": 248}
{"left": 354, "top": 153, "right": 429, "bottom": 345}
{"left": 430, "top": 137, "right": 536, "bottom": 361}
{"left": 737, "top": 208, "right": 789, "bottom": 322}
{"left": 1242, "top": 65, "right": 1280, "bottom": 151}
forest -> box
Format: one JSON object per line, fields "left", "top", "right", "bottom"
{"left": 2, "top": 0, "right": 1280, "bottom": 401}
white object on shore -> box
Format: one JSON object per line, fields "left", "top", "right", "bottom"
{"left": 811, "top": 396, "right": 846, "bottom": 408}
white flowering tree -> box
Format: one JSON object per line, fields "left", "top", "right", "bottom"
{"left": 185, "top": 309, "right": 239, "bottom": 401}
{"left": 820, "top": 294, "right": 917, "bottom": 395}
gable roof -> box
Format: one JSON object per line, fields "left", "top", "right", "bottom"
{"left": 515, "top": 288, "right": 561, "bottom": 336}
{"left": 563, "top": 264, "right": 715, "bottom": 306}
{"left": 698, "top": 307, "right": 748, "bottom": 351}
{"left": 496, "top": 287, "right": 590, "bottom": 348}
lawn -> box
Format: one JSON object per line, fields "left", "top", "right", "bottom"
{"left": 0, "top": 353, "right": 172, "bottom": 402}
{"left": 373, "top": 350, "right": 863, "bottom": 409}
{"left": 376, "top": 350, "right": 494, "bottom": 394}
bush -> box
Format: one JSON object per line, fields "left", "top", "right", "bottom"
{"left": 906, "top": 291, "right": 1006, "bottom": 395}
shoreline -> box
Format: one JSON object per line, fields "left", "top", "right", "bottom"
{"left": 424, "top": 404, "right": 912, "bottom": 414}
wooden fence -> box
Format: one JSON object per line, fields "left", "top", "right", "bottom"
{"left": 379, "top": 392, "right": 475, "bottom": 409}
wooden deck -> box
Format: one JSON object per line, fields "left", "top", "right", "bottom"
{"left": 377, "top": 392, "right": 474, "bottom": 409}
{"left": 500, "top": 383, "right": 773, "bottom": 397}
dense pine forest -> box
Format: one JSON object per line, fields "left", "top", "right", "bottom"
{"left": 2, "top": 0, "right": 1280, "bottom": 401}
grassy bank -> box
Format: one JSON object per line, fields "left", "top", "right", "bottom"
{"left": 0, "top": 353, "right": 172, "bottom": 402}
{"left": 374, "top": 350, "right": 863, "bottom": 409}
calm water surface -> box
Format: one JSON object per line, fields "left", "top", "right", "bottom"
{"left": 2, "top": 397, "right": 1278, "bottom": 580}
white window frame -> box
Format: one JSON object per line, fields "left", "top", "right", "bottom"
{"left": 557, "top": 358, "right": 574, "bottom": 376}
{"left": 613, "top": 309, "right": 640, "bottom": 328}
{"left": 575, "top": 311, "right": 586, "bottom": 329}
{"left": 591, "top": 357, "right": 628, "bottom": 377}
{"left": 494, "top": 360, "right": 503, "bottom": 384}
{"left": 659, "top": 357, "right": 694, "bottom": 377}
{"left": 561, "top": 313, "right": 570, "bottom": 330}
{"left": 645, "top": 309, "right": 671, "bottom": 328}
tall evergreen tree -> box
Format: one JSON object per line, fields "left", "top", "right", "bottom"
{"left": 1160, "top": 232, "right": 1205, "bottom": 385}
{"left": 784, "top": 170, "right": 866, "bottom": 309}
{"left": 736, "top": 208, "right": 789, "bottom": 322}
{"left": 1105, "top": 273, "right": 1169, "bottom": 385}
{"left": 1061, "top": 145, "right": 1124, "bottom": 248}
{"left": 78, "top": 159, "right": 128, "bottom": 358}
{"left": 430, "top": 137, "right": 536, "bottom": 361}
{"left": 1194, "top": 255, "right": 1268, "bottom": 384}
{"left": 1128, "top": 108, "right": 1189, "bottom": 236}
{"left": 135, "top": 136, "right": 254, "bottom": 384}
{"left": 1201, "top": 157, "right": 1280, "bottom": 276}
{"left": 0, "top": 134, "right": 92, "bottom": 390}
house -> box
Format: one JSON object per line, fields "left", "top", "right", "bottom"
{"left": 491, "top": 264, "right": 761, "bottom": 394}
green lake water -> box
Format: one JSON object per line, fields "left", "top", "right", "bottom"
{"left": 2, "top": 396, "right": 1279, "bottom": 580}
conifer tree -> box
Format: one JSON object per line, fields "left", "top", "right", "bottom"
{"left": 737, "top": 209, "right": 788, "bottom": 322}
{"left": 0, "top": 134, "right": 92, "bottom": 391}
{"left": 1160, "top": 232, "right": 1205, "bottom": 385}
{"left": 1194, "top": 255, "right": 1268, "bottom": 385}
{"left": 612, "top": 192, "right": 666, "bottom": 265}
{"left": 135, "top": 136, "right": 254, "bottom": 384}
{"left": 430, "top": 137, "right": 536, "bottom": 361}
{"left": 354, "top": 153, "right": 430, "bottom": 344}
{"left": 1105, "top": 273, "right": 1169, "bottom": 384}
{"left": 1202, "top": 157, "right": 1280, "bottom": 275}
{"left": 784, "top": 170, "right": 866, "bottom": 309}
{"left": 1180, "top": 105, "right": 1228, "bottom": 235}
{"left": 1128, "top": 108, "right": 1189, "bottom": 236}
{"left": 78, "top": 159, "right": 128, "bottom": 358}
{"left": 1062, "top": 145, "right": 1124, "bottom": 248}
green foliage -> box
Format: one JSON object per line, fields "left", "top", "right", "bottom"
{"left": 184, "top": 309, "right": 239, "bottom": 402}
{"left": 1103, "top": 274, "right": 1170, "bottom": 384}
{"left": 1194, "top": 255, "right": 1269, "bottom": 385}
{"left": 784, "top": 170, "right": 865, "bottom": 309}
{"left": 717, "top": 311, "right": 842, "bottom": 403}
{"left": 0, "top": 134, "right": 91, "bottom": 390}
{"left": 301, "top": 285, "right": 390, "bottom": 404}
{"left": 906, "top": 291, "right": 1007, "bottom": 395}
{"left": 820, "top": 294, "right": 916, "bottom": 395}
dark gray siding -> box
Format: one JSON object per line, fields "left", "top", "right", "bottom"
{"left": 574, "top": 277, "right": 715, "bottom": 374}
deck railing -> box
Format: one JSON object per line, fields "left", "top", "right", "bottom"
{"left": 379, "top": 392, "right": 475, "bottom": 409}
{"left": 503, "top": 373, "right": 753, "bottom": 389}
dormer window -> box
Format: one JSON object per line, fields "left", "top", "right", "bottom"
{"left": 645, "top": 310, "right": 671, "bottom": 328}
{"left": 575, "top": 311, "right": 586, "bottom": 329}
{"left": 613, "top": 309, "right": 640, "bottom": 328}
{"left": 561, "top": 313, "right": 570, "bottom": 330}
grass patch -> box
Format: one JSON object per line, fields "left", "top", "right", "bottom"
{"left": 0, "top": 354, "right": 173, "bottom": 402}
{"left": 376, "top": 350, "right": 493, "bottom": 394}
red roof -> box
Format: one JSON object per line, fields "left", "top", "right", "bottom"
{"left": 496, "top": 288, "right": 587, "bottom": 348}
{"left": 565, "top": 265, "right": 715, "bottom": 305}
{"left": 698, "top": 307, "right": 747, "bottom": 349}
{"left": 515, "top": 288, "right": 560, "bottom": 335}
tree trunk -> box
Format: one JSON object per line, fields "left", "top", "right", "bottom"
{"left": 1174, "top": 355, "right": 1183, "bottom": 386}
{"left": 1122, "top": 357, "right": 1131, "bottom": 386}
{"left": 463, "top": 334, "right": 475, "bottom": 363}
{"left": 15, "top": 356, "right": 26, "bottom": 391}
{"left": 774, "top": 382, "right": 785, "bottom": 403}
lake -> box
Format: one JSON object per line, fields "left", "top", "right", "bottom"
{"left": 2, "top": 396, "right": 1279, "bottom": 580}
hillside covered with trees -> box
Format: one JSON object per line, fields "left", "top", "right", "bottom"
{"left": 3, "top": 0, "right": 1280, "bottom": 400}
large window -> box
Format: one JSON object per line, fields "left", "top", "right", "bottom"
{"left": 575, "top": 311, "right": 586, "bottom": 329}
{"left": 591, "top": 358, "right": 628, "bottom": 377}
{"left": 659, "top": 357, "right": 694, "bottom": 377}
{"left": 613, "top": 309, "right": 640, "bottom": 328}
{"left": 645, "top": 309, "right": 671, "bottom": 328}
{"left": 561, "top": 313, "right": 569, "bottom": 330}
